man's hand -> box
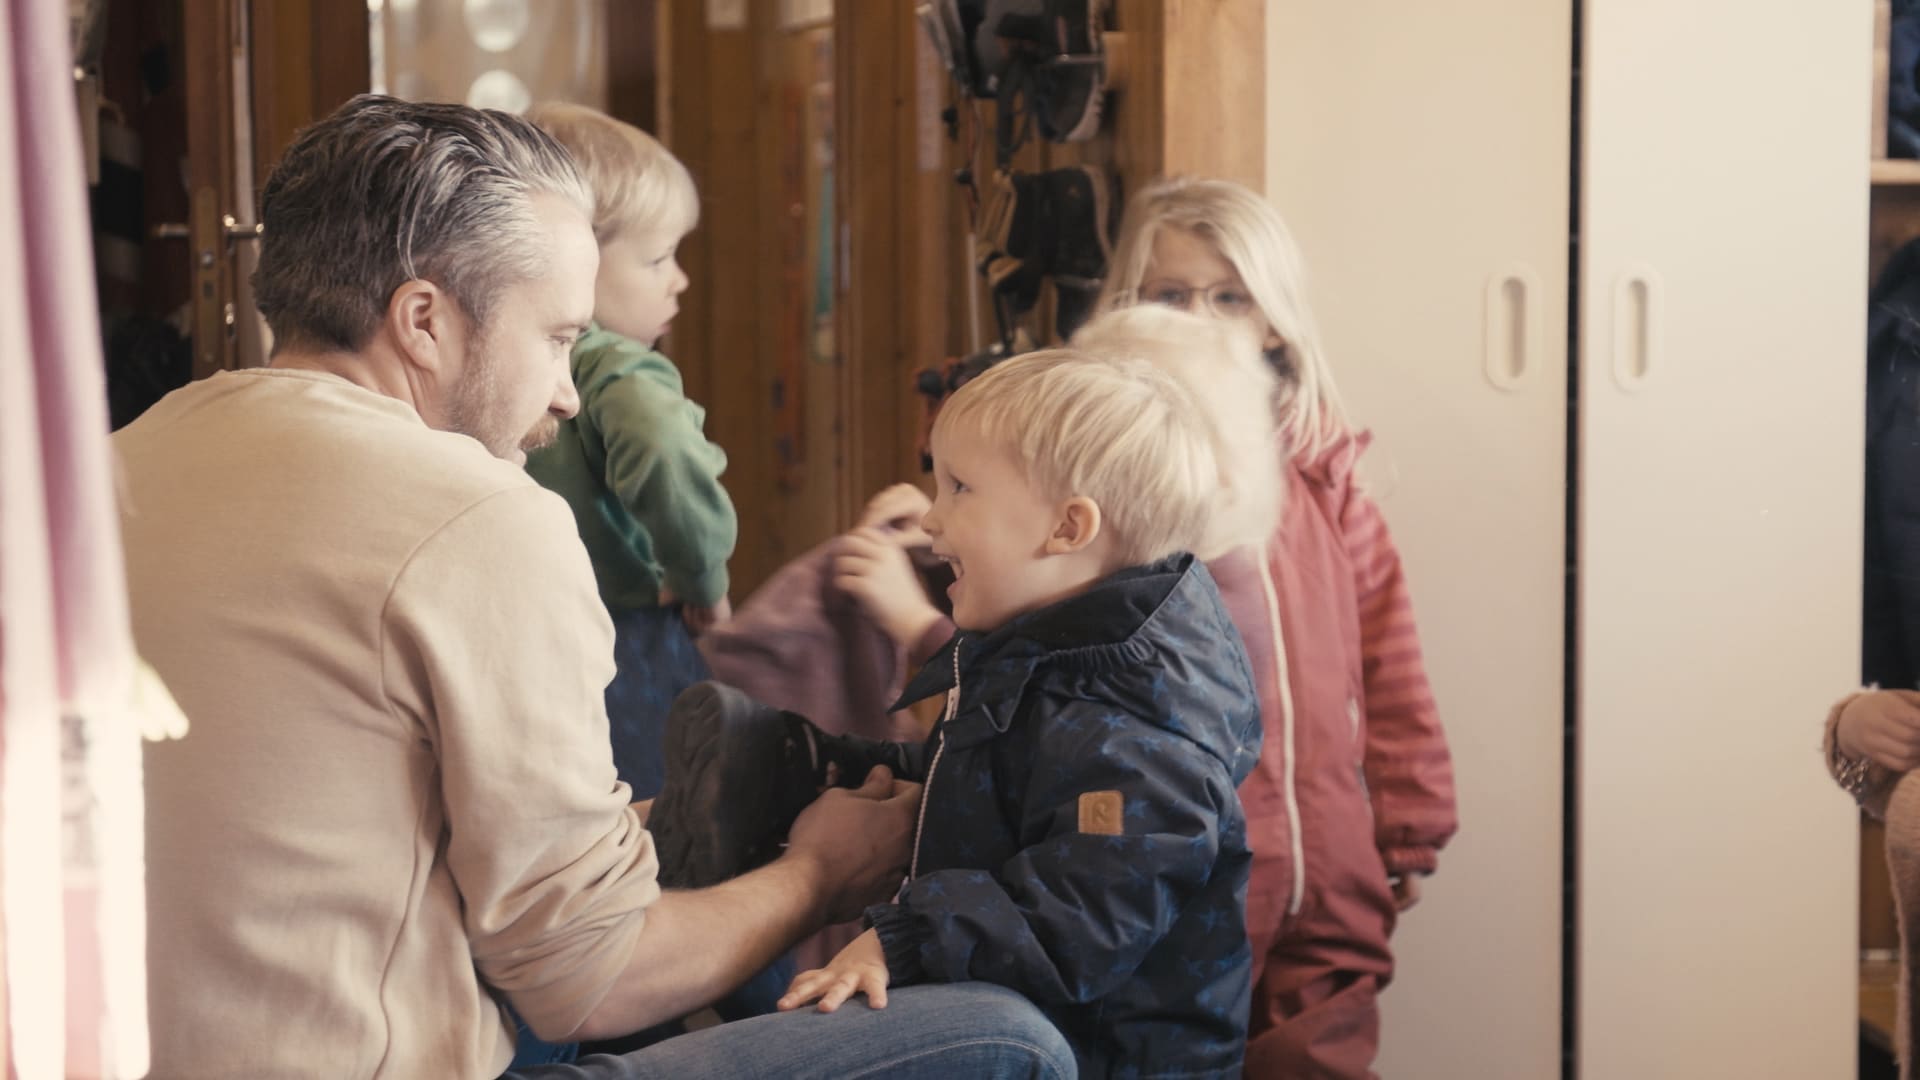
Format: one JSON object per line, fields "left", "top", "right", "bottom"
{"left": 578, "top": 776, "right": 912, "bottom": 1038}
{"left": 778, "top": 928, "right": 892, "bottom": 1013}
{"left": 1838, "top": 689, "right": 1920, "bottom": 772}
{"left": 856, "top": 483, "right": 932, "bottom": 546}
{"left": 832, "top": 528, "right": 944, "bottom": 649}
{"left": 785, "top": 766, "right": 921, "bottom": 924}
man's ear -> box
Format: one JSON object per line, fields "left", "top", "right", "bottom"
{"left": 385, "top": 279, "right": 455, "bottom": 376}
{"left": 1044, "top": 495, "right": 1104, "bottom": 555}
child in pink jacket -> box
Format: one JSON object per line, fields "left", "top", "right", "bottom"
{"left": 835, "top": 177, "right": 1458, "bottom": 1079}
{"left": 1096, "top": 176, "right": 1456, "bottom": 1078}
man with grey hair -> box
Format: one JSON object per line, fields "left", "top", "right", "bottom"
{"left": 115, "top": 95, "right": 1072, "bottom": 1079}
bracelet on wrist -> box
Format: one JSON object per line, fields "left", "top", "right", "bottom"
{"left": 1836, "top": 749, "right": 1877, "bottom": 800}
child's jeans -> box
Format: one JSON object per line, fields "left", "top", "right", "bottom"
{"left": 605, "top": 604, "right": 712, "bottom": 800}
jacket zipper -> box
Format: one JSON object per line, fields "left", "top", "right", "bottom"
{"left": 907, "top": 645, "right": 961, "bottom": 881}
{"left": 1258, "top": 552, "right": 1306, "bottom": 918}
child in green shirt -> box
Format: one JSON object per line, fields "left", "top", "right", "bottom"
{"left": 519, "top": 101, "right": 771, "bottom": 1063}
{"left": 525, "top": 102, "right": 737, "bottom": 801}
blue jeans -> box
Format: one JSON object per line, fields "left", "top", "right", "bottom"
{"left": 499, "top": 983, "right": 1075, "bottom": 1079}
{"left": 605, "top": 605, "right": 712, "bottom": 801}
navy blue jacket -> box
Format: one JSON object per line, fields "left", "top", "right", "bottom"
{"left": 867, "top": 554, "right": 1262, "bottom": 1078}
{"left": 1866, "top": 235, "right": 1920, "bottom": 689}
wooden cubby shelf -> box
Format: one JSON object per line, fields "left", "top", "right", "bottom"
{"left": 1873, "top": 158, "right": 1920, "bottom": 185}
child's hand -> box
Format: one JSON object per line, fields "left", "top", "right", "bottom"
{"left": 777, "top": 927, "right": 891, "bottom": 1012}
{"left": 832, "top": 528, "right": 943, "bottom": 649}
{"left": 681, "top": 597, "right": 732, "bottom": 636}
{"left": 1389, "top": 873, "right": 1422, "bottom": 912}
{"left": 857, "top": 483, "right": 932, "bottom": 546}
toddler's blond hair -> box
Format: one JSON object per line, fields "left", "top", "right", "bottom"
{"left": 525, "top": 102, "right": 698, "bottom": 242}
{"left": 1071, "top": 305, "right": 1284, "bottom": 560}
{"left": 934, "top": 349, "right": 1219, "bottom": 567}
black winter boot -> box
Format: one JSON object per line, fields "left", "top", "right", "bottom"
{"left": 648, "top": 682, "right": 917, "bottom": 890}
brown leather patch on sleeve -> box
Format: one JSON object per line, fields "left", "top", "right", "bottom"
{"left": 1078, "top": 790, "right": 1124, "bottom": 836}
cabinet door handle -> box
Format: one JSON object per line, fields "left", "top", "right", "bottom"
{"left": 1484, "top": 265, "right": 1541, "bottom": 391}
{"left": 1611, "top": 266, "right": 1661, "bottom": 392}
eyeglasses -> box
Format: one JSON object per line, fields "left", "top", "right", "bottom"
{"left": 1136, "top": 281, "right": 1259, "bottom": 320}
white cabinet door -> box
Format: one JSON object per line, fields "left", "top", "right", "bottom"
{"left": 1267, "top": 3, "right": 1572, "bottom": 1076}
{"left": 1578, "top": 3, "right": 1869, "bottom": 1076}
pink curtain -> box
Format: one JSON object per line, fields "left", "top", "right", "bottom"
{"left": 0, "top": 0, "right": 146, "bottom": 1076}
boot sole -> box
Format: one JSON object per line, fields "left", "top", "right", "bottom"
{"left": 1048, "top": 0, "right": 1108, "bottom": 142}
{"left": 650, "top": 682, "right": 811, "bottom": 889}
{"left": 1078, "top": 161, "right": 1112, "bottom": 262}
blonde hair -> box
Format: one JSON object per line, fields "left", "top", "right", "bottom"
{"left": 525, "top": 101, "right": 698, "bottom": 242}
{"left": 1098, "top": 175, "right": 1350, "bottom": 462}
{"left": 933, "top": 349, "right": 1217, "bottom": 567}
{"left": 1071, "top": 306, "right": 1284, "bottom": 559}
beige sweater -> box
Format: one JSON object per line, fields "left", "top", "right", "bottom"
{"left": 116, "top": 369, "right": 659, "bottom": 1079}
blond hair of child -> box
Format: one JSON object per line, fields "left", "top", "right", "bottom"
{"left": 932, "top": 347, "right": 1222, "bottom": 568}
{"left": 1098, "top": 175, "right": 1351, "bottom": 463}
{"left": 1070, "top": 304, "right": 1284, "bottom": 562}
{"left": 525, "top": 101, "right": 698, "bottom": 240}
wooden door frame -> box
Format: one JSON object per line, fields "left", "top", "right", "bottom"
{"left": 177, "top": 0, "right": 366, "bottom": 377}
{"left": 179, "top": 0, "right": 241, "bottom": 377}
{"left": 249, "top": 0, "right": 370, "bottom": 187}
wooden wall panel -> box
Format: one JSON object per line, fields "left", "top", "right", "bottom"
{"left": 834, "top": 4, "right": 910, "bottom": 519}
{"left": 755, "top": 8, "right": 842, "bottom": 559}
{"left": 660, "top": 2, "right": 713, "bottom": 411}
{"left": 661, "top": 2, "right": 776, "bottom": 594}
{"left": 249, "top": 0, "right": 369, "bottom": 184}
{"left": 1113, "top": 0, "right": 1265, "bottom": 192}
{"left": 607, "top": 1, "right": 660, "bottom": 133}
{"left": 661, "top": 1, "right": 851, "bottom": 597}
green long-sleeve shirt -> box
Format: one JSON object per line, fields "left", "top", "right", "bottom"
{"left": 526, "top": 325, "right": 736, "bottom": 610}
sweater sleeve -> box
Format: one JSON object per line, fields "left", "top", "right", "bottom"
{"left": 867, "top": 697, "right": 1239, "bottom": 1005}
{"left": 381, "top": 484, "right": 660, "bottom": 1041}
{"left": 1825, "top": 691, "right": 1902, "bottom": 821}
{"left": 1340, "top": 483, "right": 1459, "bottom": 876}
{"left": 583, "top": 343, "right": 738, "bottom": 606}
